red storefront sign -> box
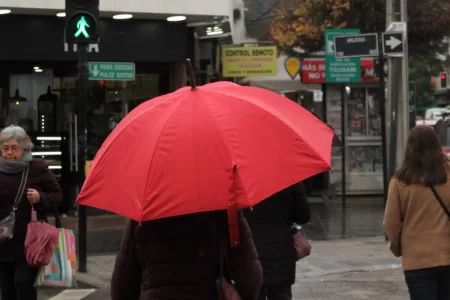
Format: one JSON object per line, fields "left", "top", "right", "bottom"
{"left": 301, "top": 59, "right": 379, "bottom": 84}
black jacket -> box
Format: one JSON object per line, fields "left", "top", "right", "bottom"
{"left": 111, "top": 211, "right": 263, "bottom": 300}
{"left": 244, "top": 183, "right": 310, "bottom": 285}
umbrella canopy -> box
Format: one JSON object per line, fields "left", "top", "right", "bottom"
{"left": 76, "top": 81, "right": 333, "bottom": 222}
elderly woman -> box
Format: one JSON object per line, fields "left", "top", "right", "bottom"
{"left": 0, "top": 125, "right": 62, "bottom": 300}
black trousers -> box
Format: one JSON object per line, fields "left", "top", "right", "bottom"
{"left": 0, "top": 260, "right": 39, "bottom": 300}
{"left": 257, "top": 284, "right": 292, "bottom": 300}
{"left": 404, "top": 265, "right": 450, "bottom": 300}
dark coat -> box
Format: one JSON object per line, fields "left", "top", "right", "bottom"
{"left": 0, "top": 158, "right": 62, "bottom": 262}
{"left": 111, "top": 210, "right": 263, "bottom": 300}
{"left": 244, "top": 183, "right": 311, "bottom": 286}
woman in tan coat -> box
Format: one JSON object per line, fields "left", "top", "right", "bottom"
{"left": 384, "top": 125, "right": 450, "bottom": 300}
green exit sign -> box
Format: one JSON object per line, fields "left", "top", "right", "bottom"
{"left": 89, "top": 62, "right": 136, "bottom": 81}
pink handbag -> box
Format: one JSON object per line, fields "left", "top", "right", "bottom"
{"left": 25, "top": 206, "right": 60, "bottom": 268}
{"left": 292, "top": 227, "right": 312, "bottom": 261}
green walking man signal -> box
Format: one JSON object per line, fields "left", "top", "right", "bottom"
{"left": 65, "top": 0, "right": 99, "bottom": 44}
{"left": 75, "top": 16, "right": 90, "bottom": 38}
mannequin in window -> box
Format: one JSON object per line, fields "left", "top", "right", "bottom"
{"left": 6, "top": 89, "right": 30, "bottom": 130}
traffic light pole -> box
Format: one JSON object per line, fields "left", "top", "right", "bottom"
{"left": 378, "top": 33, "right": 389, "bottom": 207}
{"left": 77, "top": 44, "right": 88, "bottom": 273}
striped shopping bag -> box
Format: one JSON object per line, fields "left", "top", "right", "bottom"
{"left": 35, "top": 228, "right": 78, "bottom": 288}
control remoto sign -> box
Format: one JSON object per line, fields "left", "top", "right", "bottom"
{"left": 222, "top": 46, "right": 278, "bottom": 77}
{"left": 88, "top": 62, "right": 135, "bottom": 81}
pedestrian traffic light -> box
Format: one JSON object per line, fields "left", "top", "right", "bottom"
{"left": 65, "top": 0, "right": 99, "bottom": 44}
{"left": 440, "top": 72, "right": 448, "bottom": 88}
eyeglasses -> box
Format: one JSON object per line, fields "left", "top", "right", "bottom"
{"left": 1, "top": 145, "right": 22, "bottom": 152}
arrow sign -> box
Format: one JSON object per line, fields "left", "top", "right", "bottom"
{"left": 386, "top": 36, "right": 401, "bottom": 49}
{"left": 92, "top": 65, "right": 99, "bottom": 77}
{"left": 382, "top": 31, "right": 404, "bottom": 56}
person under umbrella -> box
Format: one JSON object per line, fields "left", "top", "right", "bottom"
{"left": 77, "top": 61, "right": 334, "bottom": 300}
{"left": 244, "top": 183, "right": 311, "bottom": 300}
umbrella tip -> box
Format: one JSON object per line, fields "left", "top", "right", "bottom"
{"left": 186, "top": 58, "right": 197, "bottom": 91}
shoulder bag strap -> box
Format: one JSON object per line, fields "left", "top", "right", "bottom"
{"left": 219, "top": 241, "right": 225, "bottom": 279}
{"left": 219, "top": 240, "right": 235, "bottom": 283}
{"left": 12, "top": 166, "right": 29, "bottom": 212}
{"left": 430, "top": 185, "right": 450, "bottom": 220}
{"left": 52, "top": 204, "right": 62, "bottom": 228}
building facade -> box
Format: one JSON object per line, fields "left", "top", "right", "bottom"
{"left": 0, "top": 0, "right": 231, "bottom": 213}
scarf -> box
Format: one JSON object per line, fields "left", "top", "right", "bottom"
{"left": 0, "top": 151, "right": 33, "bottom": 174}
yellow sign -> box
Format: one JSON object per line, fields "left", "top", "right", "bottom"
{"left": 284, "top": 56, "right": 301, "bottom": 79}
{"left": 85, "top": 160, "right": 92, "bottom": 177}
{"left": 222, "top": 46, "right": 278, "bottom": 77}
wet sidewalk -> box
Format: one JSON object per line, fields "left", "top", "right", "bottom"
{"left": 77, "top": 236, "right": 401, "bottom": 289}
{"left": 293, "top": 268, "right": 408, "bottom": 299}
{"left": 303, "top": 198, "right": 385, "bottom": 240}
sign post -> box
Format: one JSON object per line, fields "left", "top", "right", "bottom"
{"left": 324, "top": 28, "right": 361, "bottom": 83}
{"left": 65, "top": 0, "right": 100, "bottom": 274}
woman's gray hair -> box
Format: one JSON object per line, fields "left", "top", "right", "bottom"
{"left": 0, "top": 125, "right": 33, "bottom": 151}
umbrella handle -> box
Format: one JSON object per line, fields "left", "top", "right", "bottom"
{"left": 186, "top": 59, "right": 197, "bottom": 91}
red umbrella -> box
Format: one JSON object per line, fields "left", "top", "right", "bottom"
{"left": 76, "top": 70, "right": 333, "bottom": 234}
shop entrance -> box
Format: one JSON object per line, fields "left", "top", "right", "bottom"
{"left": 0, "top": 60, "right": 170, "bottom": 215}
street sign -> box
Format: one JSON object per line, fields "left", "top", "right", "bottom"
{"left": 325, "top": 28, "right": 361, "bottom": 83}
{"left": 382, "top": 32, "right": 404, "bottom": 56}
{"left": 88, "top": 62, "right": 135, "bottom": 81}
{"left": 387, "top": 22, "right": 407, "bottom": 34}
{"left": 334, "top": 33, "right": 379, "bottom": 58}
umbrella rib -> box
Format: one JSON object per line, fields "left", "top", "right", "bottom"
{"left": 203, "top": 88, "right": 333, "bottom": 166}
{"left": 141, "top": 96, "right": 188, "bottom": 220}
{"left": 86, "top": 91, "right": 181, "bottom": 183}
{"left": 195, "top": 91, "right": 251, "bottom": 205}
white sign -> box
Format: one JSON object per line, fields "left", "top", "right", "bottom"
{"left": 382, "top": 32, "right": 405, "bottom": 56}
{"left": 387, "top": 22, "right": 407, "bottom": 34}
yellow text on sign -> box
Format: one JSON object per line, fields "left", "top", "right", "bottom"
{"left": 222, "top": 46, "right": 278, "bottom": 78}
{"left": 85, "top": 160, "right": 92, "bottom": 177}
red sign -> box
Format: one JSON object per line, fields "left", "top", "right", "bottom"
{"left": 301, "top": 58, "right": 379, "bottom": 84}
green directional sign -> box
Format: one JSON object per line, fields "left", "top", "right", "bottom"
{"left": 325, "top": 28, "right": 360, "bottom": 83}
{"left": 89, "top": 62, "right": 136, "bottom": 81}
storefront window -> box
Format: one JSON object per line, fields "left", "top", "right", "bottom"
{"left": 347, "top": 88, "right": 367, "bottom": 136}
{"left": 345, "top": 86, "right": 384, "bottom": 194}
{"left": 367, "top": 88, "right": 382, "bottom": 137}
{"left": 53, "top": 74, "right": 161, "bottom": 158}
{"left": 348, "top": 145, "right": 383, "bottom": 173}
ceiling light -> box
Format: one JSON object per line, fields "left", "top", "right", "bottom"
{"left": 167, "top": 16, "right": 186, "bottom": 22}
{"left": 33, "top": 66, "right": 40, "bottom": 70}
{"left": 113, "top": 14, "right": 133, "bottom": 20}
{"left": 34, "top": 69, "right": 43, "bottom": 73}
{"left": 56, "top": 12, "right": 66, "bottom": 17}
{"left": 206, "top": 26, "right": 224, "bottom": 36}
{"left": 0, "top": 9, "right": 11, "bottom": 15}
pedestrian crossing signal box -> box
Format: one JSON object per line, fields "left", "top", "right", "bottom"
{"left": 440, "top": 72, "right": 448, "bottom": 89}
{"left": 65, "top": 0, "right": 99, "bottom": 44}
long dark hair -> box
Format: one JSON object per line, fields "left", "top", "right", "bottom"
{"left": 395, "top": 125, "right": 449, "bottom": 185}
